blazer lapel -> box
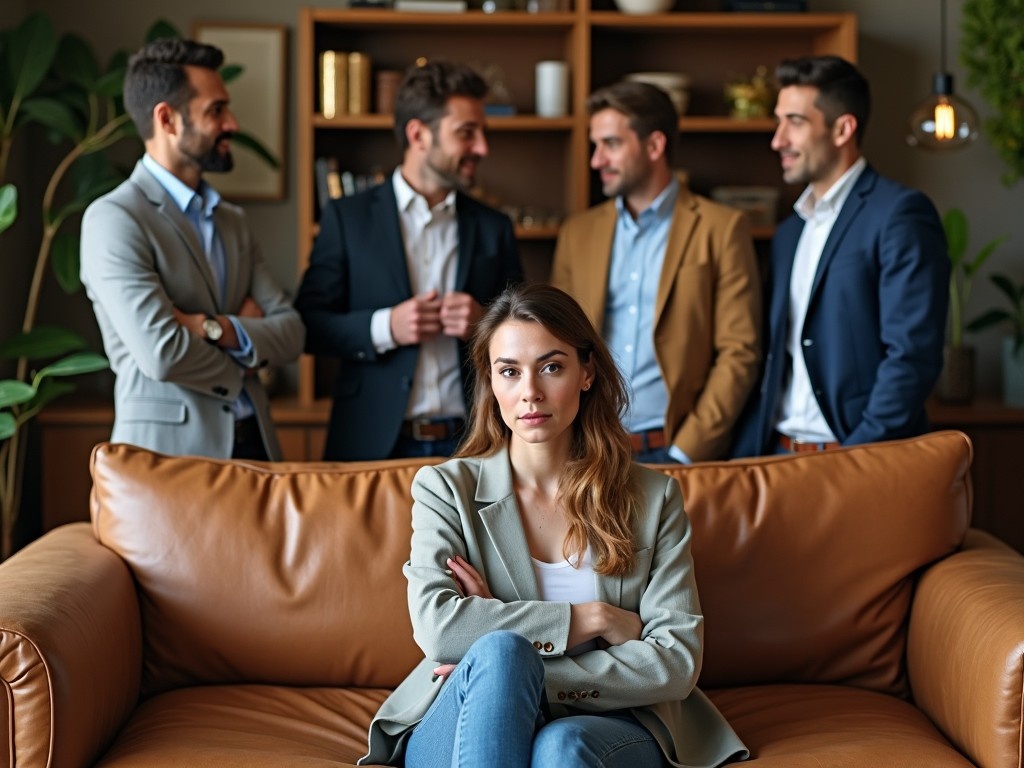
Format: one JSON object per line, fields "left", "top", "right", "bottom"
{"left": 131, "top": 162, "right": 220, "bottom": 307}
{"left": 655, "top": 182, "right": 699, "bottom": 326}
{"left": 475, "top": 448, "right": 540, "bottom": 601}
{"left": 454, "top": 193, "right": 477, "bottom": 292}
{"left": 376, "top": 184, "right": 413, "bottom": 297}
{"left": 807, "top": 165, "right": 877, "bottom": 304}
{"left": 574, "top": 202, "right": 617, "bottom": 327}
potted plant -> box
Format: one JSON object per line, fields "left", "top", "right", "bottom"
{"left": 967, "top": 273, "right": 1024, "bottom": 407}
{"left": 961, "top": 0, "right": 1024, "bottom": 186}
{"left": 935, "top": 208, "right": 1005, "bottom": 402}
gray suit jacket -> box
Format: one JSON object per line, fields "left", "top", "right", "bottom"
{"left": 80, "top": 161, "right": 304, "bottom": 459}
{"left": 361, "top": 448, "right": 748, "bottom": 767}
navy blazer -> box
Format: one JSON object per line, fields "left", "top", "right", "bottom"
{"left": 295, "top": 182, "right": 522, "bottom": 460}
{"left": 732, "top": 165, "right": 949, "bottom": 457}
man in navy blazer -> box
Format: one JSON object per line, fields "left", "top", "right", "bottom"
{"left": 732, "top": 55, "right": 948, "bottom": 457}
{"left": 296, "top": 61, "right": 522, "bottom": 460}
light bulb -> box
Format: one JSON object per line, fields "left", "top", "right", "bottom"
{"left": 906, "top": 74, "right": 979, "bottom": 151}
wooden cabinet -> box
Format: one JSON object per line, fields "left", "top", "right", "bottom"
{"left": 295, "top": 6, "right": 857, "bottom": 404}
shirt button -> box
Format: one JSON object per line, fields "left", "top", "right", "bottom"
{"left": 630, "top": 272, "right": 638, "bottom": 281}
{"left": 624, "top": 344, "right": 633, "bottom": 353}
{"left": 802, "top": 339, "right": 813, "bottom": 347}
{"left": 543, "top": 642, "right": 553, "bottom": 652}
{"left": 628, "top": 305, "right": 637, "bottom": 315}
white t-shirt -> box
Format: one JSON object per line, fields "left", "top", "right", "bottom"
{"left": 532, "top": 548, "right": 598, "bottom": 656}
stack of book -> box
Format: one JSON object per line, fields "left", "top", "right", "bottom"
{"left": 394, "top": 0, "right": 468, "bottom": 11}
{"left": 319, "top": 51, "right": 373, "bottom": 118}
{"left": 314, "top": 159, "right": 388, "bottom": 211}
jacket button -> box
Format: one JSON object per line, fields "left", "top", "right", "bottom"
{"left": 568, "top": 691, "right": 578, "bottom": 700}
{"left": 543, "top": 642, "right": 553, "bottom": 652}
{"left": 802, "top": 338, "right": 813, "bottom": 347}
{"left": 213, "top": 385, "right": 228, "bottom": 396}
{"left": 258, "top": 359, "right": 269, "bottom": 368}
{"left": 222, "top": 405, "right": 231, "bottom": 413}
{"left": 580, "top": 691, "right": 588, "bottom": 699}
{"left": 356, "top": 351, "right": 367, "bottom": 360}
{"left": 591, "top": 691, "right": 600, "bottom": 698}
{"left": 533, "top": 641, "right": 542, "bottom": 650}
{"left": 557, "top": 691, "right": 566, "bottom": 701}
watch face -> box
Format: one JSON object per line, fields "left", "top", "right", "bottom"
{"left": 203, "top": 317, "right": 223, "bottom": 341}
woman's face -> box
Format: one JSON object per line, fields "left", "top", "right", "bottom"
{"left": 488, "top": 320, "right": 594, "bottom": 450}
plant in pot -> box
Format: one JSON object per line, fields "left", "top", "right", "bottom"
{"left": 935, "top": 208, "right": 1005, "bottom": 402}
{"left": 966, "top": 273, "right": 1024, "bottom": 408}
{"left": 0, "top": 15, "right": 278, "bottom": 559}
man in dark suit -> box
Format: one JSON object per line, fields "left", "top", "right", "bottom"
{"left": 295, "top": 61, "right": 522, "bottom": 460}
{"left": 732, "top": 55, "right": 948, "bottom": 457}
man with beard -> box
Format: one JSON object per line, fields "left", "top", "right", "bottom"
{"left": 551, "top": 81, "right": 761, "bottom": 463}
{"left": 730, "top": 56, "right": 947, "bottom": 457}
{"left": 80, "top": 39, "right": 304, "bottom": 460}
{"left": 295, "top": 60, "right": 522, "bottom": 460}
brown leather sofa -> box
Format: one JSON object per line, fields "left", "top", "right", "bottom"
{"left": 1, "top": 430, "right": 1021, "bottom": 767}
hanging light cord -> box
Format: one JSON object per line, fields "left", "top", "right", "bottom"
{"left": 940, "top": 0, "right": 947, "bottom": 73}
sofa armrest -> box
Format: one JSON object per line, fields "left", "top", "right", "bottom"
{"left": 0, "top": 523, "right": 142, "bottom": 768}
{"left": 908, "top": 528, "right": 1024, "bottom": 768}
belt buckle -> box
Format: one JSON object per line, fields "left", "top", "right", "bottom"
{"left": 411, "top": 419, "right": 440, "bottom": 442}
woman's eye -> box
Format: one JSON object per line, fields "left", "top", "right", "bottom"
{"left": 498, "top": 367, "right": 518, "bottom": 378}
{"left": 542, "top": 363, "right": 562, "bottom": 374}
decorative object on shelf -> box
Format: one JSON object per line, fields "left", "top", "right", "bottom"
{"left": 613, "top": 0, "right": 674, "bottom": 15}
{"left": 194, "top": 23, "right": 288, "bottom": 200}
{"left": 724, "top": 66, "right": 774, "bottom": 119}
{"left": 966, "top": 272, "right": 1024, "bottom": 407}
{"left": 710, "top": 186, "right": 779, "bottom": 229}
{"left": 623, "top": 72, "right": 690, "bottom": 116}
{"left": 906, "top": 0, "right": 979, "bottom": 151}
{"left": 375, "top": 69, "right": 403, "bottom": 114}
{"left": 961, "top": 0, "right": 1024, "bottom": 185}
{"left": 394, "top": 0, "right": 468, "bottom": 10}
{"left": 535, "top": 61, "right": 569, "bottom": 118}
{"left": 725, "top": 0, "right": 806, "bottom": 9}
{"left": 935, "top": 207, "right": 1005, "bottom": 403}
{"left": 478, "top": 62, "right": 516, "bottom": 116}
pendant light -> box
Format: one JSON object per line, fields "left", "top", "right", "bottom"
{"left": 906, "top": 0, "right": 979, "bottom": 150}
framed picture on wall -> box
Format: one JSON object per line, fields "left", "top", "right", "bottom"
{"left": 193, "top": 23, "right": 288, "bottom": 201}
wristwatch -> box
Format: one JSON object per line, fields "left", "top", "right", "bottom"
{"left": 202, "top": 314, "right": 223, "bottom": 344}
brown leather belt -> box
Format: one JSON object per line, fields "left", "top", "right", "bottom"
{"left": 629, "top": 428, "right": 667, "bottom": 454}
{"left": 777, "top": 433, "right": 841, "bottom": 453}
{"left": 400, "top": 418, "right": 465, "bottom": 442}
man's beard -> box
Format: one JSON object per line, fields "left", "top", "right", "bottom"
{"left": 181, "top": 122, "right": 235, "bottom": 174}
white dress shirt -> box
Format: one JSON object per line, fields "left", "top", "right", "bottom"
{"left": 776, "top": 157, "right": 867, "bottom": 442}
{"left": 369, "top": 169, "right": 465, "bottom": 420}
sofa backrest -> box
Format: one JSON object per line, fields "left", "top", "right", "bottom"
{"left": 89, "top": 431, "right": 971, "bottom": 699}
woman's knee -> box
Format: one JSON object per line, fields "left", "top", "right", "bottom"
{"left": 466, "top": 631, "right": 544, "bottom": 684}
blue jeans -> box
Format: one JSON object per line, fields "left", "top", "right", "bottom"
{"left": 404, "top": 631, "right": 664, "bottom": 768}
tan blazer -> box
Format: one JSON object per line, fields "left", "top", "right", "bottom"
{"left": 551, "top": 181, "right": 761, "bottom": 461}
{"left": 361, "top": 447, "right": 748, "bottom": 767}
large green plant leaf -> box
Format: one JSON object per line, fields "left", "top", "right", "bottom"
{"left": 35, "top": 352, "right": 108, "bottom": 380}
{"left": 26, "top": 378, "right": 75, "bottom": 412}
{"left": 4, "top": 13, "right": 57, "bottom": 105}
{"left": 51, "top": 233, "right": 82, "bottom": 293}
{"left": 0, "top": 381, "right": 35, "bottom": 409}
{"left": 232, "top": 131, "right": 279, "bottom": 169}
{"left": 942, "top": 208, "right": 968, "bottom": 267}
{"left": 0, "top": 184, "right": 16, "bottom": 234}
{"left": 53, "top": 33, "right": 100, "bottom": 92}
{"left": 145, "top": 20, "right": 181, "bottom": 43}
{"left": 220, "top": 65, "right": 244, "bottom": 84}
{"left": 966, "top": 308, "right": 1013, "bottom": 332}
{"left": 19, "top": 96, "right": 82, "bottom": 143}
{"left": 0, "top": 412, "right": 15, "bottom": 441}
{"left": 0, "top": 326, "right": 88, "bottom": 359}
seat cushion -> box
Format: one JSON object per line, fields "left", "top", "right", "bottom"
{"left": 708, "top": 684, "right": 976, "bottom": 766}
{"left": 93, "top": 685, "right": 390, "bottom": 767}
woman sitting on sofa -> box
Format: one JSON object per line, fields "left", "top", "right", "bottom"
{"left": 361, "top": 283, "right": 747, "bottom": 768}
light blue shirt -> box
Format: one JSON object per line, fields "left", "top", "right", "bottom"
{"left": 141, "top": 155, "right": 254, "bottom": 419}
{"left": 604, "top": 178, "right": 690, "bottom": 463}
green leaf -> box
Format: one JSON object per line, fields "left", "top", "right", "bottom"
{"left": 145, "top": 20, "right": 181, "bottom": 43}
{"left": 220, "top": 64, "right": 244, "bottom": 84}
{"left": 232, "top": 131, "right": 279, "bottom": 169}
{"left": 19, "top": 96, "right": 82, "bottom": 143}
{"left": 0, "top": 325, "right": 88, "bottom": 359}
{"left": 35, "top": 351, "right": 108, "bottom": 380}
{"left": 0, "top": 184, "right": 16, "bottom": 234}
{"left": 26, "top": 377, "right": 75, "bottom": 412}
{"left": 95, "top": 68, "right": 124, "bottom": 99}
{"left": 943, "top": 208, "right": 968, "bottom": 266}
{"left": 991, "top": 273, "right": 1018, "bottom": 304}
{"left": 965, "top": 235, "right": 1007, "bottom": 277}
{"left": 4, "top": 13, "right": 57, "bottom": 105}
{"left": 0, "top": 380, "right": 35, "bottom": 409}
{"left": 51, "top": 233, "right": 82, "bottom": 293}
{"left": 0, "top": 412, "right": 15, "bottom": 441}
{"left": 53, "top": 33, "right": 100, "bottom": 92}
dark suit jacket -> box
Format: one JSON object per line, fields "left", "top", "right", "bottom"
{"left": 295, "top": 181, "right": 522, "bottom": 460}
{"left": 732, "top": 164, "right": 949, "bottom": 457}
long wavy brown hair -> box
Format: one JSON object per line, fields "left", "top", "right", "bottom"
{"left": 457, "top": 283, "right": 640, "bottom": 576}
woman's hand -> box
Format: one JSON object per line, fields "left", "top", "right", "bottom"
{"left": 447, "top": 555, "right": 493, "bottom": 599}
{"left": 569, "top": 602, "right": 643, "bottom": 648}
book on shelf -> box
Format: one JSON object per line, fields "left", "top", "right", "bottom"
{"left": 319, "top": 52, "right": 348, "bottom": 119}
{"left": 394, "top": 0, "right": 468, "bottom": 11}
{"left": 315, "top": 157, "right": 343, "bottom": 212}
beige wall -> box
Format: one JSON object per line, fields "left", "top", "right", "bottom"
{"left": 5, "top": 0, "right": 1022, "bottom": 394}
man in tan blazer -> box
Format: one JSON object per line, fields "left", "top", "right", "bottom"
{"left": 552, "top": 82, "right": 761, "bottom": 462}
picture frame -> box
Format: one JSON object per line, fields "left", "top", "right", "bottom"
{"left": 193, "top": 23, "right": 288, "bottom": 201}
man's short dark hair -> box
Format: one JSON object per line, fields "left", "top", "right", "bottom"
{"left": 775, "top": 55, "right": 871, "bottom": 146}
{"left": 585, "top": 81, "right": 678, "bottom": 164}
{"left": 392, "top": 60, "right": 488, "bottom": 149}
{"left": 124, "top": 38, "right": 224, "bottom": 140}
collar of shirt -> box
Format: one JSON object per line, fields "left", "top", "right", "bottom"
{"left": 392, "top": 167, "right": 456, "bottom": 227}
{"left": 793, "top": 156, "right": 867, "bottom": 222}
{"left": 614, "top": 176, "right": 679, "bottom": 233}
{"left": 142, "top": 154, "right": 221, "bottom": 220}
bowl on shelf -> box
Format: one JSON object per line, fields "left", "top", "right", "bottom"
{"left": 623, "top": 72, "right": 691, "bottom": 115}
{"left": 613, "top": 0, "right": 675, "bottom": 14}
